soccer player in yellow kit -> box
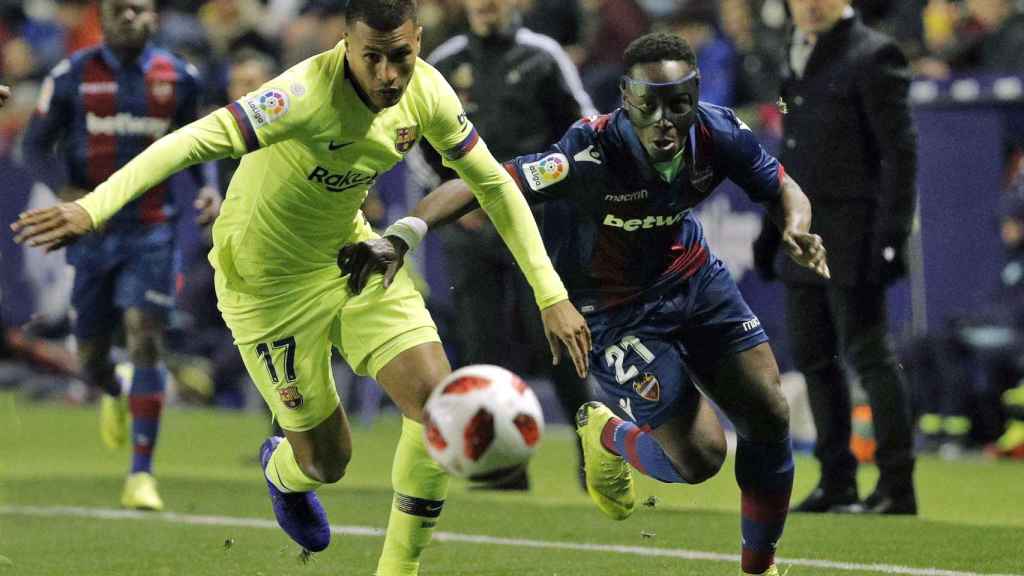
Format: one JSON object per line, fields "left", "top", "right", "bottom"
{"left": 11, "top": 1, "right": 591, "bottom": 574}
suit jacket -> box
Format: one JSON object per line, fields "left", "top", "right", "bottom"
{"left": 774, "top": 15, "right": 918, "bottom": 287}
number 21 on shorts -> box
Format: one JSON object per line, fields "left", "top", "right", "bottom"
{"left": 604, "top": 335, "right": 654, "bottom": 384}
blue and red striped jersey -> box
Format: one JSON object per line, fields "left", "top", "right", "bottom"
{"left": 504, "top": 104, "right": 785, "bottom": 311}
{"left": 23, "top": 44, "right": 202, "bottom": 229}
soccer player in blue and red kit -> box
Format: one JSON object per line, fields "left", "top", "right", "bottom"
{"left": 350, "top": 32, "right": 829, "bottom": 575}
{"left": 21, "top": 0, "right": 220, "bottom": 510}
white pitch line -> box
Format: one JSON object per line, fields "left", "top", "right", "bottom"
{"left": 0, "top": 505, "right": 1018, "bottom": 576}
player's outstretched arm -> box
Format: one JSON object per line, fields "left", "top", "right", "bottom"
{"left": 0, "top": 84, "right": 10, "bottom": 108}
{"left": 446, "top": 148, "right": 591, "bottom": 377}
{"left": 767, "top": 173, "right": 830, "bottom": 279}
{"left": 13, "top": 110, "right": 243, "bottom": 244}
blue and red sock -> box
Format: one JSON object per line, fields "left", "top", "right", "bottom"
{"left": 129, "top": 365, "right": 166, "bottom": 474}
{"left": 600, "top": 417, "right": 685, "bottom": 484}
{"left": 735, "top": 437, "right": 794, "bottom": 574}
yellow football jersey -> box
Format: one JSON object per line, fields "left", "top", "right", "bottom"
{"left": 212, "top": 41, "right": 477, "bottom": 288}
{"left": 77, "top": 40, "right": 567, "bottom": 307}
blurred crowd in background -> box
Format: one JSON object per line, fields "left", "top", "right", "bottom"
{"left": 1, "top": 0, "right": 1023, "bottom": 458}
{"left": 3, "top": 0, "right": 1024, "bottom": 148}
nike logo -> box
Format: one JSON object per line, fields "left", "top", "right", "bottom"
{"left": 328, "top": 140, "right": 353, "bottom": 151}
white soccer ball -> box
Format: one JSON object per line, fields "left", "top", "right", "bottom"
{"left": 422, "top": 364, "right": 545, "bottom": 480}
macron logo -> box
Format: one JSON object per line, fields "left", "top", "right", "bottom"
{"left": 86, "top": 112, "right": 170, "bottom": 138}
{"left": 742, "top": 317, "right": 761, "bottom": 332}
{"left": 603, "top": 210, "right": 685, "bottom": 232}
{"left": 604, "top": 189, "right": 648, "bottom": 202}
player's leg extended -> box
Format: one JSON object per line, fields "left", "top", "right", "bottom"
{"left": 237, "top": 328, "right": 349, "bottom": 553}
{"left": 702, "top": 343, "right": 793, "bottom": 575}
{"left": 581, "top": 338, "right": 726, "bottom": 519}
{"left": 122, "top": 309, "right": 167, "bottom": 465}
{"left": 373, "top": 342, "right": 452, "bottom": 576}
{"left": 335, "top": 262, "right": 448, "bottom": 575}
{"left": 77, "top": 333, "right": 129, "bottom": 450}
{"left": 119, "top": 308, "right": 168, "bottom": 510}
{"left": 67, "top": 239, "right": 128, "bottom": 449}
{"left": 264, "top": 406, "right": 352, "bottom": 552}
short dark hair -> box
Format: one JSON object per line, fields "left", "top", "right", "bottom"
{"left": 231, "top": 49, "right": 278, "bottom": 76}
{"left": 623, "top": 32, "right": 697, "bottom": 72}
{"left": 346, "top": 0, "right": 418, "bottom": 31}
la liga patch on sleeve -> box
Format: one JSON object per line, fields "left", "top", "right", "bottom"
{"left": 241, "top": 88, "right": 290, "bottom": 128}
{"left": 522, "top": 153, "right": 569, "bottom": 191}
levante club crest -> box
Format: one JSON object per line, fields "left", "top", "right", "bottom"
{"left": 633, "top": 373, "right": 660, "bottom": 402}
{"left": 395, "top": 126, "right": 417, "bottom": 153}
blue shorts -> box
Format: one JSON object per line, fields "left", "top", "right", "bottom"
{"left": 587, "top": 257, "right": 768, "bottom": 429}
{"left": 67, "top": 224, "right": 176, "bottom": 340}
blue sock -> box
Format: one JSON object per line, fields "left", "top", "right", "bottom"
{"left": 129, "top": 365, "right": 166, "bottom": 474}
{"left": 601, "top": 417, "right": 686, "bottom": 484}
{"left": 735, "top": 437, "right": 794, "bottom": 574}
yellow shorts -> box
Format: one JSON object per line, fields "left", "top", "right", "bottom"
{"left": 215, "top": 267, "right": 439, "bottom": 432}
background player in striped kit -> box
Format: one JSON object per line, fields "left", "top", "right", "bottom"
{"left": 20, "top": 0, "right": 220, "bottom": 511}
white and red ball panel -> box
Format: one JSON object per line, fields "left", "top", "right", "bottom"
{"left": 423, "top": 364, "right": 544, "bottom": 479}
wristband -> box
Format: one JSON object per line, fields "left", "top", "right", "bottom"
{"left": 384, "top": 216, "right": 428, "bottom": 252}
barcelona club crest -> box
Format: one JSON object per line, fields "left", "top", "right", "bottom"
{"left": 395, "top": 125, "right": 418, "bottom": 153}
{"left": 633, "top": 373, "right": 660, "bottom": 402}
{"left": 278, "top": 386, "right": 304, "bottom": 409}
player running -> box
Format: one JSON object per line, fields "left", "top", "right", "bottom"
{"left": 347, "top": 32, "right": 829, "bottom": 576}
{"left": 19, "top": 0, "right": 219, "bottom": 511}
{"left": 11, "top": 1, "right": 590, "bottom": 574}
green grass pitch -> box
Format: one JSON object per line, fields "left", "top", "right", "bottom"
{"left": 1, "top": 393, "right": 1022, "bottom": 575}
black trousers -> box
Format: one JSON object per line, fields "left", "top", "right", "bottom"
{"left": 784, "top": 282, "right": 915, "bottom": 494}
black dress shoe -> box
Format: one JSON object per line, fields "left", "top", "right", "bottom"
{"left": 792, "top": 484, "right": 858, "bottom": 513}
{"left": 839, "top": 489, "right": 917, "bottom": 515}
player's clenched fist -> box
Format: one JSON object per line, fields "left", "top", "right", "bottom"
{"left": 10, "top": 202, "right": 94, "bottom": 252}
{"left": 0, "top": 84, "right": 10, "bottom": 108}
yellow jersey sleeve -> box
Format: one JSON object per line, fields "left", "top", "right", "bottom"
{"left": 224, "top": 64, "right": 320, "bottom": 153}
{"left": 421, "top": 69, "right": 568, "bottom": 309}
{"left": 77, "top": 109, "right": 238, "bottom": 228}
{"left": 77, "top": 57, "right": 330, "bottom": 229}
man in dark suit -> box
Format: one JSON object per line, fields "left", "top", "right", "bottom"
{"left": 753, "top": 0, "right": 918, "bottom": 515}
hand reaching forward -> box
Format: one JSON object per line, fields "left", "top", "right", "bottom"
{"left": 781, "top": 228, "right": 830, "bottom": 279}
{"left": 10, "top": 202, "right": 94, "bottom": 252}
{"left": 541, "top": 299, "right": 592, "bottom": 379}
{"left": 337, "top": 236, "right": 408, "bottom": 294}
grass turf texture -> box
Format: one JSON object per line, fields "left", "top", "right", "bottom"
{"left": 1, "top": 393, "right": 1022, "bottom": 575}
